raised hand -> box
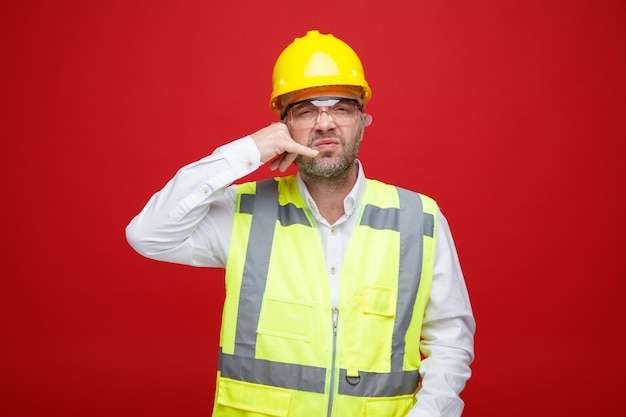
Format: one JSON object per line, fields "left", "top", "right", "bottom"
{"left": 250, "top": 122, "right": 319, "bottom": 172}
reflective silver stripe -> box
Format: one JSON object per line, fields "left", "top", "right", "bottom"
{"left": 338, "top": 369, "right": 421, "bottom": 396}
{"left": 219, "top": 349, "right": 326, "bottom": 393}
{"left": 240, "top": 190, "right": 310, "bottom": 226}
{"left": 423, "top": 212, "right": 435, "bottom": 238}
{"left": 220, "top": 351, "right": 419, "bottom": 398}
{"left": 360, "top": 205, "right": 399, "bottom": 231}
{"left": 233, "top": 180, "right": 311, "bottom": 361}
{"left": 234, "top": 179, "right": 279, "bottom": 358}
{"left": 239, "top": 193, "right": 255, "bottom": 215}
{"left": 360, "top": 194, "right": 432, "bottom": 236}
{"left": 339, "top": 187, "right": 425, "bottom": 397}
{"left": 391, "top": 187, "right": 425, "bottom": 374}
{"left": 278, "top": 202, "right": 311, "bottom": 227}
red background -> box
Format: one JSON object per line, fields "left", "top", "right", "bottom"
{"left": 2, "top": 1, "right": 625, "bottom": 416}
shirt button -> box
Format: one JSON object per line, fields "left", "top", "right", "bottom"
{"left": 330, "top": 267, "right": 337, "bottom": 275}
{"left": 246, "top": 161, "right": 254, "bottom": 169}
{"left": 330, "top": 228, "right": 337, "bottom": 236}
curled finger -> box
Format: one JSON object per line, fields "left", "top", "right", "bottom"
{"left": 279, "top": 152, "right": 298, "bottom": 172}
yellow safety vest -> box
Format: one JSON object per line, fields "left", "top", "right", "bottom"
{"left": 213, "top": 176, "right": 438, "bottom": 417}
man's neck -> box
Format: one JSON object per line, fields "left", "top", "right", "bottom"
{"left": 301, "top": 163, "right": 358, "bottom": 224}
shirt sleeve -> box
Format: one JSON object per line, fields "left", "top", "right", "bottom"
{"left": 125, "top": 136, "right": 262, "bottom": 267}
{"left": 408, "top": 208, "right": 476, "bottom": 417}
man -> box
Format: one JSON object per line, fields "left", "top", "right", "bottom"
{"left": 126, "top": 30, "right": 475, "bottom": 417}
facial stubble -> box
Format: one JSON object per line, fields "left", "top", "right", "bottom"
{"left": 294, "top": 124, "right": 364, "bottom": 184}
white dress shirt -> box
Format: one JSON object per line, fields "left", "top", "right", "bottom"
{"left": 126, "top": 136, "right": 475, "bottom": 417}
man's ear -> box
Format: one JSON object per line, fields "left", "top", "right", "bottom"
{"left": 363, "top": 113, "right": 373, "bottom": 127}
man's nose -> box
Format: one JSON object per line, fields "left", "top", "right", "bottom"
{"left": 315, "top": 110, "right": 335, "bottom": 129}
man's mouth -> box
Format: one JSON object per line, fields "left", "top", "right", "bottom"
{"left": 312, "top": 138, "right": 340, "bottom": 150}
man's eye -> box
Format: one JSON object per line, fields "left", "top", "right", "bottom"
{"left": 296, "top": 108, "right": 317, "bottom": 117}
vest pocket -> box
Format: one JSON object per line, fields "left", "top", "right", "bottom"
{"left": 363, "top": 395, "right": 415, "bottom": 417}
{"left": 257, "top": 294, "right": 315, "bottom": 342}
{"left": 344, "top": 285, "right": 397, "bottom": 371}
{"left": 362, "top": 285, "right": 397, "bottom": 317}
{"left": 216, "top": 378, "right": 291, "bottom": 417}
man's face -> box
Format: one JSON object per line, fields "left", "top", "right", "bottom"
{"left": 285, "top": 95, "right": 365, "bottom": 180}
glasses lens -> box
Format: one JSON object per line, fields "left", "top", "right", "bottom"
{"left": 288, "top": 99, "right": 359, "bottom": 128}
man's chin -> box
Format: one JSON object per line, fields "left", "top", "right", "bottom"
{"left": 298, "top": 158, "right": 354, "bottom": 179}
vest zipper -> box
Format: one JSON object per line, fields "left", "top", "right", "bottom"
{"left": 326, "top": 308, "right": 339, "bottom": 417}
